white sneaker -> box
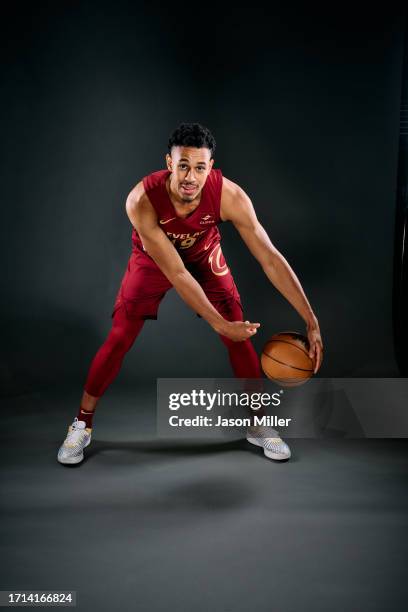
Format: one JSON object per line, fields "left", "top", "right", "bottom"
{"left": 57, "top": 418, "right": 92, "bottom": 465}
{"left": 246, "top": 425, "right": 291, "bottom": 461}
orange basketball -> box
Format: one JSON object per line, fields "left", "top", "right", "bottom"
{"left": 261, "top": 331, "right": 314, "bottom": 387}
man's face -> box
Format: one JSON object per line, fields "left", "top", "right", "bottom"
{"left": 166, "top": 146, "right": 214, "bottom": 203}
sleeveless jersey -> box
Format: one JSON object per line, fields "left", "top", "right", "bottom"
{"left": 132, "top": 168, "right": 223, "bottom": 262}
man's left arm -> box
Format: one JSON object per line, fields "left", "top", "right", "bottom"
{"left": 221, "top": 177, "right": 323, "bottom": 373}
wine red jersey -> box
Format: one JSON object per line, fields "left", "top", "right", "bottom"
{"left": 132, "top": 168, "right": 223, "bottom": 261}
{"left": 113, "top": 166, "right": 242, "bottom": 321}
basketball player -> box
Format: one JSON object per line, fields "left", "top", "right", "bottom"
{"left": 57, "top": 123, "right": 323, "bottom": 465}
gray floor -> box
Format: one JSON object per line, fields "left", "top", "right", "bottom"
{"left": 1, "top": 385, "right": 408, "bottom": 612}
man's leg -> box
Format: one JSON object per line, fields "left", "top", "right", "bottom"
{"left": 194, "top": 248, "right": 289, "bottom": 458}
{"left": 217, "top": 300, "right": 291, "bottom": 460}
{"left": 78, "top": 249, "right": 172, "bottom": 423}
{"left": 58, "top": 247, "right": 172, "bottom": 464}
{"left": 57, "top": 306, "right": 146, "bottom": 465}
{"left": 81, "top": 304, "right": 145, "bottom": 411}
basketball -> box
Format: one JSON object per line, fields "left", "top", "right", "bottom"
{"left": 261, "top": 331, "right": 314, "bottom": 386}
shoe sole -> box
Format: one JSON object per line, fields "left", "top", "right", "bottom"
{"left": 246, "top": 436, "right": 291, "bottom": 461}
{"left": 57, "top": 436, "right": 92, "bottom": 465}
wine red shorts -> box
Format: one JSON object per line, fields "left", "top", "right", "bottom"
{"left": 112, "top": 242, "right": 243, "bottom": 320}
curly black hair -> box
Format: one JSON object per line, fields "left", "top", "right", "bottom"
{"left": 168, "top": 123, "right": 216, "bottom": 157}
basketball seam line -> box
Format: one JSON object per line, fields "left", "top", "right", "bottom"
{"left": 265, "top": 339, "right": 310, "bottom": 357}
{"left": 262, "top": 351, "right": 314, "bottom": 372}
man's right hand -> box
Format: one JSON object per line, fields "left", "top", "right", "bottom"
{"left": 215, "top": 320, "right": 261, "bottom": 342}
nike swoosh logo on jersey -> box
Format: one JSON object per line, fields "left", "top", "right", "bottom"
{"left": 159, "top": 217, "right": 177, "bottom": 225}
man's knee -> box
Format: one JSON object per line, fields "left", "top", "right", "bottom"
{"left": 105, "top": 327, "right": 131, "bottom": 354}
{"left": 106, "top": 313, "right": 144, "bottom": 355}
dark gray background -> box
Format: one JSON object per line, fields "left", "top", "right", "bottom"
{"left": 1, "top": 2, "right": 406, "bottom": 395}
{"left": 2, "top": 7, "right": 408, "bottom": 612}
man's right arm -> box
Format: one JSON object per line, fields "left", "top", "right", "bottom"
{"left": 125, "top": 183, "right": 260, "bottom": 342}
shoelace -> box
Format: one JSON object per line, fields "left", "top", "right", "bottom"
{"left": 263, "top": 438, "right": 287, "bottom": 451}
{"left": 65, "top": 424, "right": 88, "bottom": 447}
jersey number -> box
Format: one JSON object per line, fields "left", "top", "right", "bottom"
{"left": 171, "top": 236, "right": 196, "bottom": 249}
